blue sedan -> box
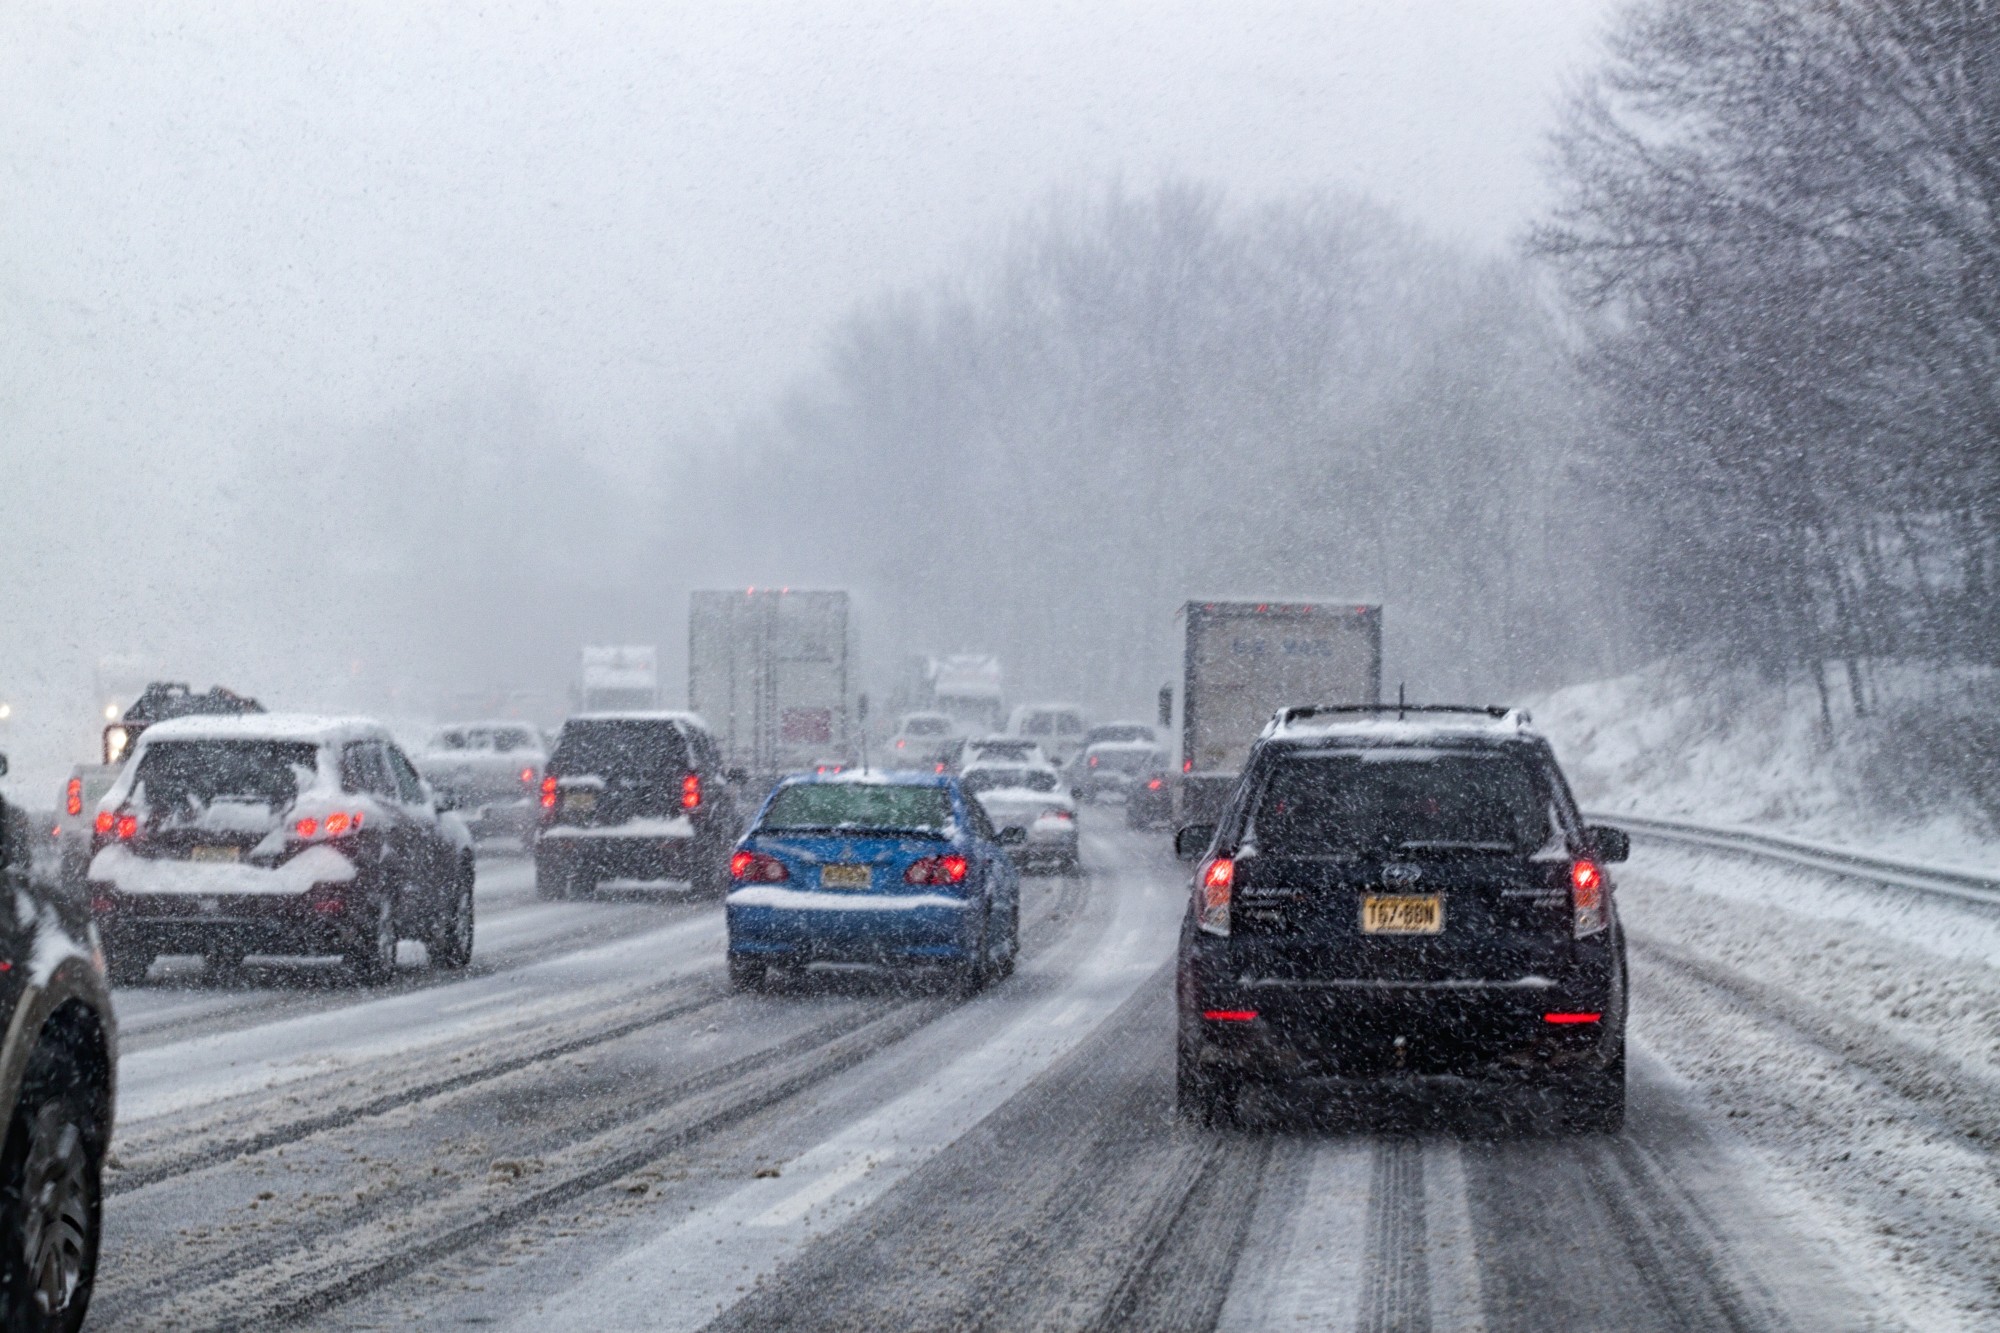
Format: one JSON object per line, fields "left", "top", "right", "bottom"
{"left": 724, "top": 772, "right": 1024, "bottom": 993}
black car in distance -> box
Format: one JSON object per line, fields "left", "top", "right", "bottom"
{"left": 1175, "top": 705, "right": 1630, "bottom": 1131}
{"left": 0, "top": 753, "right": 116, "bottom": 1331}
{"left": 534, "top": 713, "right": 742, "bottom": 899}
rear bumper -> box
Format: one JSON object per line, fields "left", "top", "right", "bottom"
{"left": 92, "top": 885, "right": 372, "bottom": 957}
{"left": 536, "top": 830, "right": 699, "bottom": 883}
{"left": 454, "top": 799, "right": 537, "bottom": 840}
{"left": 1180, "top": 934, "right": 1624, "bottom": 1082}
{"left": 726, "top": 888, "right": 979, "bottom": 964}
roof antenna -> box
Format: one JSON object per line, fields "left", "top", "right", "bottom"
{"left": 1397, "top": 682, "right": 1406, "bottom": 720}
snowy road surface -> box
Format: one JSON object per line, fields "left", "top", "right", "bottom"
{"left": 89, "top": 816, "right": 1995, "bottom": 1330}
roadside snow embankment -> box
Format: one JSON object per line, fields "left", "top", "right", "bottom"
{"left": 1531, "top": 662, "right": 2000, "bottom": 875}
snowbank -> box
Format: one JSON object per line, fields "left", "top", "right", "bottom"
{"left": 1531, "top": 662, "right": 2000, "bottom": 872}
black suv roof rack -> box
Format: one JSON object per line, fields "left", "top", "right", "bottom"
{"left": 1274, "top": 703, "right": 1522, "bottom": 726}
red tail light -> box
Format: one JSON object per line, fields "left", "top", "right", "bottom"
{"left": 325, "top": 811, "right": 352, "bottom": 835}
{"left": 682, "top": 772, "right": 702, "bottom": 810}
{"left": 1183, "top": 758, "right": 1193, "bottom": 774}
{"left": 1544, "top": 1012, "right": 1602, "bottom": 1024}
{"left": 1571, "top": 858, "right": 1606, "bottom": 936}
{"left": 1088, "top": 755, "right": 1098, "bottom": 768}
{"left": 906, "top": 854, "right": 968, "bottom": 886}
{"left": 934, "top": 763, "right": 946, "bottom": 774}
{"left": 1203, "top": 1009, "right": 1257, "bottom": 1022}
{"left": 1043, "top": 808, "right": 1074, "bottom": 822}
{"left": 94, "top": 811, "right": 114, "bottom": 836}
{"left": 1147, "top": 778, "right": 1164, "bottom": 790}
{"left": 1197, "top": 856, "right": 1233, "bottom": 936}
{"left": 730, "top": 851, "right": 789, "bottom": 883}
{"left": 296, "top": 817, "right": 319, "bottom": 839}
{"left": 66, "top": 778, "right": 82, "bottom": 818}
{"left": 519, "top": 767, "right": 536, "bottom": 785}
{"left": 295, "top": 811, "right": 364, "bottom": 841}
{"left": 540, "top": 774, "right": 558, "bottom": 809}
{"left": 115, "top": 815, "right": 137, "bottom": 840}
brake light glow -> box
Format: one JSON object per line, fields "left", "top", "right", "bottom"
{"left": 935, "top": 763, "right": 946, "bottom": 774}
{"left": 682, "top": 772, "right": 702, "bottom": 810}
{"left": 1203, "top": 1010, "right": 1258, "bottom": 1022}
{"left": 1183, "top": 758, "right": 1193, "bottom": 774}
{"left": 1147, "top": 778, "right": 1164, "bottom": 790}
{"left": 295, "top": 811, "right": 364, "bottom": 841}
{"left": 1197, "top": 855, "right": 1233, "bottom": 936}
{"left": 66, "top": 778, "right": 82, "bottom": 817}
{"left": 296, "top": 817, "right": 318, "bottom": 839}
{"left": 94, "top": 811, "right": 113, "bottom": 836}
{"left": 325, "top": 811, "right": 352, "bottom": 835}
{"left": 906, "top": 854, "right": 968, "bottom": 886}
{"left": 520, "top": 767, "right": 536, "bottom": 785}
{"left": 896, "top": 739, "right": 906, "bottom": 749}
{"left": 540, "top": 774, "right": 558, "bottom": 809}
{"left": 1571, "top": 858, "right": 1606, "bottom": 937}
{"left": 1088, "top": 755, "right": 1098, "bottom": 768}
{"left": 1544, "top": 1012, "right": 1602, "bottom": 1024}
{"left": 730, "top": 851, "right": 789, "bottom": 883}
{"left": 116, "top": 815, "right": 137, "bottom": 840}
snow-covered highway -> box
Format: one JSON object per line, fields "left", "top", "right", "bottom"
{"left": 86, "top": 815, "right": 1993, "bottom": 1331}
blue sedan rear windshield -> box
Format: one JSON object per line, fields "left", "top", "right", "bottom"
{"left": 761, "top": 784, "right": 954, "bottom": 835}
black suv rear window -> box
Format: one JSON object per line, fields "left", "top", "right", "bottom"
{"left": 1248, "top": 750, "right": 1552, "bottom": 856}
{"left": 134, "top": 740, "right": 319, "bottom": 811}
{"left": 551, "top": 720, "right": 689, "bottom": 778}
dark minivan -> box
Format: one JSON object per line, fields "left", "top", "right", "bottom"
{"left": 534, "top": 712, "right": 742, "bottom": 898}
{"left": 1174, "top": 705, "right": 1629, "bottom": 1130}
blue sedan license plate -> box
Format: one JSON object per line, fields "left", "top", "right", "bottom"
{"left": 820, "top": 864, "right": 871, "bottom": 889}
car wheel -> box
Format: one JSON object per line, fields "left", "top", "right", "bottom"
{"left": 0, "top": 1049, "right": 104, "bottom": 1332}
{"left": 345, "top": 897, "right": 399, "bottom": 986}
{"left": 727, "top": 956, "right": 767, "bottom": 992}
{"left": 954, "top": 909, "right": 991, "bottom": 997}
{"left": 429, "top": 860, "right": 475, "bottom": 971}
{"left": 101, "top": 942, "right": 151, "bottom": 988}
{"left": 995, "top": 898, "right": 1020, "bottom": 979}
{"left": 1176, "top": 1039, "right": 1235, "bottom": 1128}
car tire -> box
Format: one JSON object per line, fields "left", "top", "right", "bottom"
{"left": 995, "top": 898, "right": 1020, "bottom": 980}
{"left": 1176, "top": 1039, "right": 1235, "bottom": 1128}
{"left": 954, "top": 908, "right": 991, "bottom": 998}
{"left": 1556, "top": 1045, "right": 1625, "bottom": 1134}
{"left": 102, "top": 943, "right": 150, "bottom": 988}
{"left": 345, "top": 897, "right": 399, "bottom": 986}
{"left": 727, "top": 956, "right": 767, "bottom": 993}
{"left": 0, "top": 1046, "right": 104, "bottom": 1332}
{"left": 429, "top": 859, "right": 475, "bottom": 971}
{"left": 534, "top": 861, "right": 570, "bottom": 901}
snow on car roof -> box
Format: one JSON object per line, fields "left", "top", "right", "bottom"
{"left": 1084, "top": 740, "right": 1160, "bottom": 753}
{"left": 1265, "top": 707, "right": 1540, "bottom": 745}
{"left": 782, "top": 769, "right": 952, "bottom": 787}
{"left": 135, "top": 713, "right": 390, "bottom": 746}
{"left": 566, "top": 710, "right": 708, "bottom": 728}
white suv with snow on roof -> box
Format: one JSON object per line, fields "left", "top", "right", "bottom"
{"left": 85, "top": 715, "right": 476, "bottom": 986}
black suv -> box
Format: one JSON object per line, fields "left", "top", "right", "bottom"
{"left": 1174, "top": 705, "right": 1629, "bottom": 1131}
{"left": 534, "top": 713, "right": 742, "bottom": 898}
{"left": 0, "top": 753, "right": 117, "bottom": 1330}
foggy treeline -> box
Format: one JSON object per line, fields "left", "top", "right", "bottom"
{"left": 700, "top": 183, "right": 1614, "bottom": 713}
{"left": 1536, "top": 0, "right": 2000, "bottom": 720}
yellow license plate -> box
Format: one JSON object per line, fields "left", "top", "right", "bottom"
{"left": 820, "top": 864, "right": 872, "bottom": 889}
{"left": 563, "top": 791, "right": 597, "bottom": 813}
{"left": 189, "top": 845, "right": 240, "bottom": 863}
{"left": 1362, "top": 895, "right": 1442, "bottom": 934}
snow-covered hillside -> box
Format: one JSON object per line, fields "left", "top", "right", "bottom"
{"left": 1531, "top": 662, "right": 2000, "bottom": 873}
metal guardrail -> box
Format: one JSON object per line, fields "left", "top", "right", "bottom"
{"left": 1587, "top": 810, "right": 2000, "bottom": 910}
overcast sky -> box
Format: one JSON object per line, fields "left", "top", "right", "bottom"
{"left": 0, "top": 0, "right": 1611, "bottom": 780}
{"left": 3, "top": 0, "right": 1609, "bottom": 455}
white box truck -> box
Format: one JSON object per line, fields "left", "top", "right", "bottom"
{"left": 576, "top": 646, "right": 660, "bottom": 712}
{"left": 688, "top": 590, "right": 852, "bottom": 781}
{"left": 1175, "top": 600, "right": 1382, "bottom": 824}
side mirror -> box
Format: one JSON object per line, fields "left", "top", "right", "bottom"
{"left": 995, "top": 826, "right": 1027, "bottom": 847}
{"left": 1586, "top": 824, "right": 1630, "bottom": 863}
{"left": 727, "top": 767, "right": 750, "bottom": 786}
{"left": 1174, "top": 824, "right": 1216, "bottom": 861}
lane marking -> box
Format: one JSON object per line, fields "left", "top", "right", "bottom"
{"left": 750, "top": 1151, "right": 890, "bottom": 1228}
{"left": 1423, "top": 1140, "right": 1486, "bottom": 1333}
{"left": 1215, "top": 1138, "right": 1372, "bottom": 1331}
